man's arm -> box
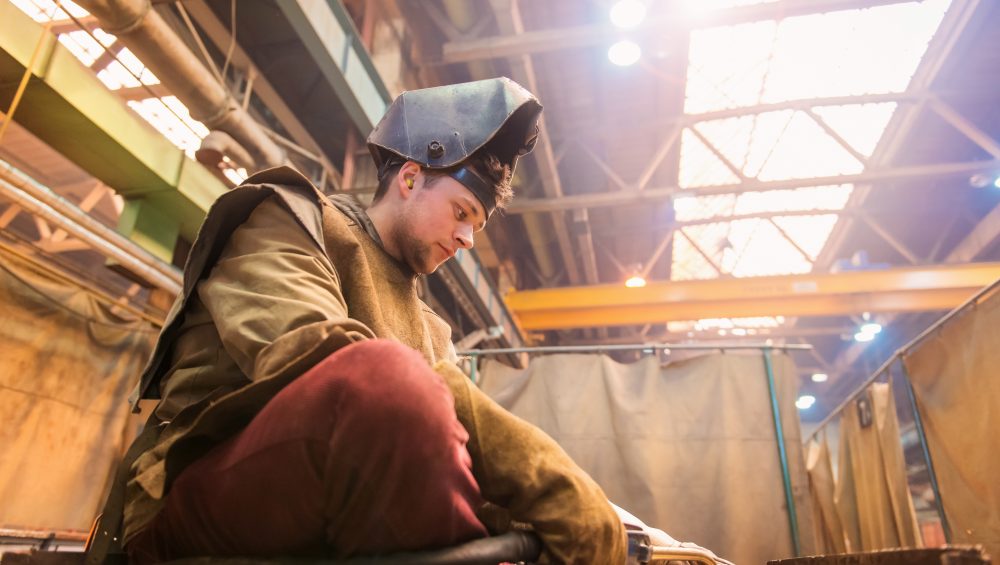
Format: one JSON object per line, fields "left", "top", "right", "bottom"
{"left": 435, "top": 360, "right": 629, "bottom": 564}
{"left": 198, "top": 196, "right": 375, "bottom": 382}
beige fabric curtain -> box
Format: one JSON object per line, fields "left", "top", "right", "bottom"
{"left": 0, "top": 248, "right": 155, "bottom": 531}
{"left": 478, "top": 350, "right": 814, "bottom": 564}
{"left": 806, "top": 435, "right": 848, "bottom": 553}
{"left": 903, "top": 288, "right": 1000, "bottom": 559}
{"left": 833, "top": 382, "right": 922, "bottom": 551}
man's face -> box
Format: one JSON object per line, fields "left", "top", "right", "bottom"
{"left": 393, "top": 172, "right": 487, "bottom": 275}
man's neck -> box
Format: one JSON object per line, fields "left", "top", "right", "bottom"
{"left": 366, "top": 202, "right": 400, "bottom": 261}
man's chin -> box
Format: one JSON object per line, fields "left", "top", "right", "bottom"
{"left": 411, "top": 259, "right": 442, "bottom": 275}
{"left": 422, "top": 262, "right": 444, "bottom": 275}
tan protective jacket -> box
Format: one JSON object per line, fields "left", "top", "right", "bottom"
{"left": 122, "top": 167, "right": 626, "bottom": 564}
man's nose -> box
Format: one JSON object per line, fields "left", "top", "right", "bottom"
{"left": 455, "top": 223, "right": 474, "bottom": 250}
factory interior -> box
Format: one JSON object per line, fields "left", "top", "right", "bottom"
{"left": 1, "top": 0, "right": 999, "bottom": 563}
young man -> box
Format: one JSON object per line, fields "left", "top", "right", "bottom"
{"left": 109, "top": 78, "right": 628, "bottom": 563}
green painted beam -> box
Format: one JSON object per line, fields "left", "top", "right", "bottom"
{"left": 276, "top": 0, "right": 390, "bottom": 133}
{"left": 118, "top": 198, "right": 180, "bottom": 263}
{"left": 0, "top": 0, "right": 226, "bottom": 245}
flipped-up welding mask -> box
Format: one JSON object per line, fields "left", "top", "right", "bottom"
{"left": 366, "top": 77, "right": 542, "bottom": 219}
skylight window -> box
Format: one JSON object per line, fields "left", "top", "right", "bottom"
{"left": 10, "top": 0, "right": 87, "bottom": 21}
{"left": 684, "top": 1, "right": 950, "bottom": 114}
{"left": 97, "top": 47, "right": 160, "bottom": 90}
{"left": 673, "top": 1, "right": 950, "bottom": 283}
{"left": 671, "top": 0, "right": 951, "bottom": 330}
{"left": 127, "top": 97, "right": 208, "bottom": 158}
{"left": 57, "top": 28, "right": 115, "bottom": 67}
{"left": 12, "top": 0, "right": 206, "bottom": 160}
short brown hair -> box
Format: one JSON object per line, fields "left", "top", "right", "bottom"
{"left": 373, "top": 151, "right": 513, "bottom": 211}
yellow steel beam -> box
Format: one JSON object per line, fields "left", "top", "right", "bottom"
{"left": 506, "top": 263, "right": 1000, "bottom": 330}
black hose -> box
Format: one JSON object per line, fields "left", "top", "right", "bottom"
{"left": 159, "top": 531, "right": 543, "bottom": 565}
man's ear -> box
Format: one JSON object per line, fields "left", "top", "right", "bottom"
{"left": 397, "top": 161, "right": 421, "bottom": 199}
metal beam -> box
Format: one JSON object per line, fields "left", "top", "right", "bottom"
{"left": 505, "top": 263, "right": 1000, "bottom": 330}
{"left": 505, "top": 160, "right": 1000, "bottom": 213}
{"left": 566, "top": 326, "right": 856, "bottom": 344}
{"left": 557, "top": 92, "right": 923, "bottom": 141}
{"left": 927, "top": 96, "right": 1000, "bottom": 159}
{"left": 802, "top": 107, "right": 869, "bottom": 166}
{"left": 0, "top": 161, "right": 182, "bottom": 293}
{"left": 275, "top": 0, "right": 391, "bottom": 134}
{"left": 948, "top": 203, "right": 1000, "bottom": 263}
{"left": 0, "top": 1, "right": 227, "bottom": 246}
{"left": 488, "top": 0, "right": 584, "bottom": 285}
{"left": 49, "top": 16, "right": 98, "bottom": 35}
{"left": 438, "top": 0, "right": 916, "bottom": 64}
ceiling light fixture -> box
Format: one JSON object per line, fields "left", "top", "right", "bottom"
{"left": 610, "top": 0, "right": 646, "bottom": 29}
{"left": 796, "top": 395, "right": 816, "bottom": 410}
{"left": 608, "top": 40, "right": 641, "bottom": 66}
{"left": 811, "top": 372, "right": 828, "bottom": 383}
{"left": 860, "top": 322, "right": 882, "bottom": 335}
{"left": 625, "top": 274, "right": 647, "bottom": 288}
{"left": 854, "top": 330, "right": 876, "bottom": 343}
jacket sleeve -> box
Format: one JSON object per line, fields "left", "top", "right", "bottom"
{"left": 434, "top": 360, "right": 628, "bottom": 565}
{"left": 198, "top": 196, "right": 376, "bottom": 382}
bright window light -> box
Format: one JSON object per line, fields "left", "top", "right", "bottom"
{"left": 811, "top": 372, "right": 828, "bottom": 383}
{"left": 57, "top": 29, "right": 115, "bottom": 66}
{"left": 608, "top": 40, "right": 641, "bottom": 66}
{"left": 223, "top": 167, "right": 249, "bottom": 185}
{"left": 671, "top": 0, "right": 951, "bottom": 296}
{"left": 128, "top": 96, "right": 209, "bottom": 158}
{"left": 796, "top": 394, "right": 817, "bottom": 410}
{"left": 610, "top": 0, "right": 646, "bottom": 29}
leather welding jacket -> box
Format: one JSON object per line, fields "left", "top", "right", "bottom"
{"left": 122, "top": 166, "right": 627, "bottom": 564}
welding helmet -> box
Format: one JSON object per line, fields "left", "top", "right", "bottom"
{"left": 367, "top": 77, "right": 542, "bottom": 218}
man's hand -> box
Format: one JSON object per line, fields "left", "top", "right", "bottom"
{"left": 611, "top": 502, "right": 735, "bottom": 565}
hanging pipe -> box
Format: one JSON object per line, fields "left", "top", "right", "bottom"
{"left": 0, "top": 160, "right": 182, "bottom": 295}
{"left": 75, "top": 0, "right": 286, "bottom": 169}
{"left": 196, "top": 130, "right": 255, "bottom": 171}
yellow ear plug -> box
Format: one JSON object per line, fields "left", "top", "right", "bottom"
{"left": 406, "top": 178, "right": 414, "bottom": 188}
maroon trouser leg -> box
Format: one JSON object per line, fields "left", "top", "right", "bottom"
{"left": 127, "top": 340, "right": 488, "bottom": 562}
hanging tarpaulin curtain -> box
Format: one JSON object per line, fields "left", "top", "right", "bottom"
{"left": 902, "top": 288, "right": 1000, "bottom": 559}
{"left": 833, "top": 381, "right": 922, "bottom": 551}
{"left": 0, "top": 246, "right": 155, "bottom": 531}
{"left": 478, "top": 351, "right": 815, "bottom": 565}
{"left": 806, "top": 435, "right": 849, "bottom": 554}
